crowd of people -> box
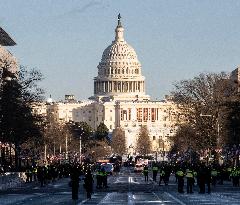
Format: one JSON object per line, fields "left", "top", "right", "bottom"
{"left": 23, "top": 162, "right": 110, "bottom": 200}
{"left": 1, "top": 156, "right": 239, "bottom": 202}
{"left": 149, "top": 161, "right": 240, "bottom": 194}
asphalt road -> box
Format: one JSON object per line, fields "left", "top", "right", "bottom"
{"left": 1, "top": 167, "right": 240, "bottom": 205}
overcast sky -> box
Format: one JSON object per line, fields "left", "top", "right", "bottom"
{"left": 1, "top": 0, "right": 240, "bottom": 101}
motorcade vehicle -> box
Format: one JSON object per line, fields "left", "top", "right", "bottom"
{"left": 101, "top": 163, "right": 114, "bottom": 175}
{"left": 134, "top": 163, "right": 144, "bottom": 172}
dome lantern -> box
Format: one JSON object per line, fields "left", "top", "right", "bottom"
{"left": 115, "top": 13, "right": 124, "bottom": 42}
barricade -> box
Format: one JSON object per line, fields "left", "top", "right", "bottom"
{"left": 0, "top": 172, "right": 26, "bottom": 190}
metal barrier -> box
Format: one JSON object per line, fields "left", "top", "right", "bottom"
{"left": 0, "top": 172, "right": 26, "bottom": 190}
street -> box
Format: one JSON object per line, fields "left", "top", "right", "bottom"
{"left": 1, "top": 167, "right": 240, "bottom": 205}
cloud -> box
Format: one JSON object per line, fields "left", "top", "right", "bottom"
{"left": 59, "top": 0, "right": 103, "bottom": 17}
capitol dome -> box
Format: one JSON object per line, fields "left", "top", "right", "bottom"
{"left": 101, "top": 40, "right": 138, "bottom": 62}
{"left": 93, "top": 14, "right": 150, "bottom": 101}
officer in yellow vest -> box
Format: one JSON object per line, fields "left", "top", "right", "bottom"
{"left": 176, "top": 168, "right": 184, "bottom": 193}
{"left": 211, "top": 167, "right": 218, "bottom": 186}
{"left": 152, "top": 164, "right": 158, "bottom": 182}
{"left": 96, "top": 169, "right": 102, "bottom": 189}
{"left": 159, "top": 168, "right": 165, "bottom": 186}
{"left": 186, "top": 168, "right": 194, "bottom": 193}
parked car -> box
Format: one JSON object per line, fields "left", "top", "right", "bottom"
{"left": 134, "top": 164, "right": 144, "bottom": 172}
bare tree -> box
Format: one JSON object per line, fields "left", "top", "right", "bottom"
{"left": 171, "top": 72, "right": 233, "bottom": 150}
{"left": 111, "top": 127, "right": 126, "bottom": 155}
{"left": 136, "top": 125, "right": 152, "bottom": 156}
{"left": 86, "top": 140, "right": 111, "bottom": 162}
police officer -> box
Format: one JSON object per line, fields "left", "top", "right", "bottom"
{"left": 186, "top": 168, "right": 194, "bottom": 193}
{"left": 176, "top": 168, "right": 184, "bottom": 193}
{"left": 211, "top": 167, "right": 218, "bottom": 187}
{"left": 152, "top": 164, "right": 158, "bottom": 182}
{"left": 70, "top": 164, "right": 80, "bottom": 200}
{"left": 231, "top": 167, "right": 239, "bottom": 187}
{"left": 96, "top": 168, "right": 102, "bottom": 189}
{"left": 143, "top": 165, "right": 149, "bottom": 182}
{"left": 102, "top": 167, "right": 109, "bottom": 188}
{"left": 159, "top": 167, "right": 165, "bottom": 186}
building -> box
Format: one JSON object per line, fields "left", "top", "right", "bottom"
{"left": 44, "top": 15, "right": 180, "bottom": 154}
{"left": 0, "top": 27, "right": 17, "bottom": 76}
{"left": 230, "top": 66, "right": 240, "bottom": 92}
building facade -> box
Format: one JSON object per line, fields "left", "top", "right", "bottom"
{"left": 0, "top": 27, "right": 17, "bottom": 76}
{"left": 42, "top": 16, "right": 181, "bottom": 154}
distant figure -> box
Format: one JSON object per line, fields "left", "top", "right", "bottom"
{"left": 152, "top": 164, "right": 158, "bottom": 182}
{"left": 96, "top": 168, "right": 102, "bottom": 189}
{"left": 84, "top": 169, "right": 94, "bottom": 199}
{"left": 186, "top": 168, "right": 194, "bottom": 194}
{"left": 70, "top": 164, "right": 80, "bottom": 200}
{"left": 143, "top": 165, "right": 149, "bottom": 182}
{"left": 101, "top": 167, "right": 109, "bottom": 188}
{"left": 159, "top": 167, "right": 165, "bottom": 186}
{"left": 37, "top": 166, "right": 45, "bottom": 187}
{"left": 176, "top": 168, "right": 184, "bottom": 193}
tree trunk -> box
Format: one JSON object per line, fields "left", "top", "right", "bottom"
{"left": 14, "top": 143, "right": 20, "bottom": 171}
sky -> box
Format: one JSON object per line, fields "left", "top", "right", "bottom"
{"left": 1, "top": 0, "right": 240, "bottom": 101}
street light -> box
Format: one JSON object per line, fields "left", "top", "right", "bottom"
{"left": 79, "top": 134, "right": 82, "bottom": 164}
{"left": 79, "top": 127, "right": 84, "bottom": 164}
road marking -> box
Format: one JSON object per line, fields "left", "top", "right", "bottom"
{"left": 164, "top": 192, "right": 187, "bottom": 205}
{"left": 78, "top": 198, "right": 89, "bottom": 205}
{"left": 128, "top": 176, "right": 139, "bottom": 184}
{"left": 128, "top": 192, "right": 135, "bottom": 205}
{"left": 152, "top": 192, "right": 172, "bottom": 204}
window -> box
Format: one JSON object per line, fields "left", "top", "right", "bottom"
{"left": 128, "top": 108, "right": 131, "bottom": 120}
{"left": 143, "top": 108, "right": 148, "bottom": 122}
{"left": 137, "top": 108, "right": 142, "bottom": 122}
{"left": 151, "top": 108, "right": 156, "bottom": 122}
{"left": 153, "top": 136, "right": 156, "bottom": 140}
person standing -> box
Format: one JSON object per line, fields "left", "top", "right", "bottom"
{"left": 70, "top": 164, "right": 80, "bottom": 200}
{"left": 211, "top": 167, "right": 218, "bottom": 187}
{"left": 176, "top": 168, "right": 184, "bottom": 193}
{"left": 198, "top": 164, "right": 206, "bottom": 194}
{"left": 96, "top": 168, "right": 102, "bottom": 189}
{"left": 159, "top": 167, "right": 165, "bottom": 186}
{"left": 84, "top": 169, "right": 94, "bottom": 199}
{"left": 186, "top": 168, "right": 194, "bottom": 193}
{"left": 143, "top": 165, "right": 149, "bottom": 182}
{"left": 205, "top": 166, "right": 211, "bottom": 194}
{"left": 152, "top": 164, "right": 158, "bottom": 182}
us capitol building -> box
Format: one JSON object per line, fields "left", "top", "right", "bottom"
{"left": 35, "top": 15, "right": 180, "bottom": 153}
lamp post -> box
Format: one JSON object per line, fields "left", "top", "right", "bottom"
{"left": 79, "top": 127, "right": 84, "bottom": 164}
{"left": 79, "top": 135, "right": 82, "bottom": 164}
{"left": 65, "top": 134, "right": 68, "bottom": 160}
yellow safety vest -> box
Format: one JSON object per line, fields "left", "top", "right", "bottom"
{"left": 177, "top": 170, "right": 184, "bottom": 177}
{"left": 186, "top": 171, "right": 193, "bottom": 178}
